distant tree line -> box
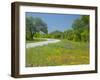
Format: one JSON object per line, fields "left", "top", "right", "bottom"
{"left": 26, "top": 15, "right": 89, "bottom": 42}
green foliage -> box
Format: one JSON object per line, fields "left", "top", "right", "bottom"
{"left": 50, "top": 30, "right": 63, "bottom": 39}
{"left": 64, "top": 15, "right": 89, "bottom": 42}
{"left": 26, "top": 16, "right": 48, "bottom": 40}
{"left": 34, "top": 32, "right": 41, "bottom": 38}
{"left": 63, "top": 29, "right": 74, "bottom": 40}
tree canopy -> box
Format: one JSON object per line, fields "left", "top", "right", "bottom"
{"left": 64, "top": 15, "right": 89, "bottom": 42}
{"left": 26, "top": 16, "right": 48, "bottom": 40}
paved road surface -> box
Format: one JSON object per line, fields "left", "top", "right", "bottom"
{"left": 26, "top": 38, "right": 60, "bottom": 48}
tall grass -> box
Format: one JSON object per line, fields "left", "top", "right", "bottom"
{"left": 26, "top": 39, "right": 89, "bottom": 67}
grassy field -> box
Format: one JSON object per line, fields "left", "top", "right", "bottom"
{"left": 26, "top": 39, "right": 89, "bottom": 67}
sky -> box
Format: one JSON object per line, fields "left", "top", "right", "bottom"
{"left": 26, "top": 12, "right": 81, "bottom": 33}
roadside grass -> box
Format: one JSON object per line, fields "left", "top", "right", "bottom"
{"left": 26, "top": 39, "right": 89, "bottom": 67}
{"left": 26, "top": 38, "right": 47, "bottom": 43}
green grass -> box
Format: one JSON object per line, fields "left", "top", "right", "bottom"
{"left": 26, "top": 39, "right": 89, "bottom": 67}
{"left": 26, "top": 38, "right": 47, "bottom": 43}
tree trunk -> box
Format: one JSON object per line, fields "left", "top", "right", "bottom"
{"left": 30, "top": 32, "right": 33, "bottom": 40}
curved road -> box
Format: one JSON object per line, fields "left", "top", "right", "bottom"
{"left": 26, "top": 38, "right": 61, "bottom": 48}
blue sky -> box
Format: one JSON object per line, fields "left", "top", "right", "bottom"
{"left": 26, "top": 12, "right": 81, "bottom": 33}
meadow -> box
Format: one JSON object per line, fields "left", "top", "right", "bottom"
{"left": 26, "top": 39, "right": 89, "bottom": 67}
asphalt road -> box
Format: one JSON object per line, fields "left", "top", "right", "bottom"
{"left": 26, "top": 38, "right": 61, "bottom": 48}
